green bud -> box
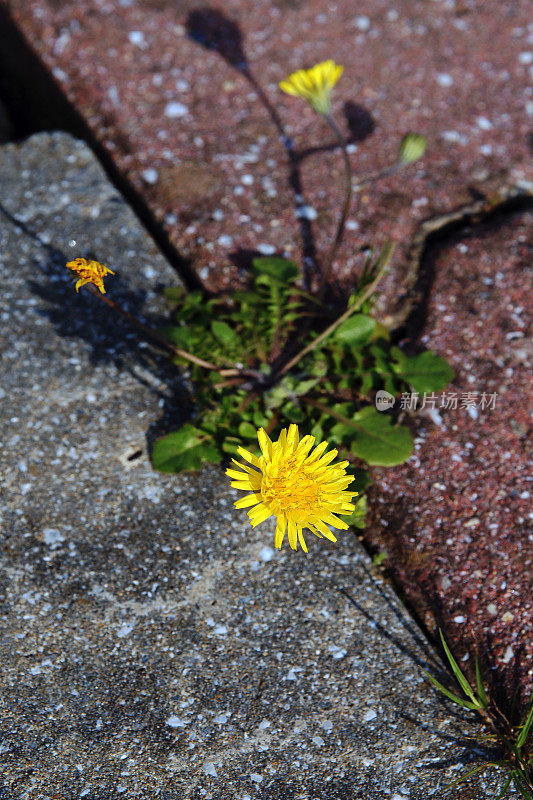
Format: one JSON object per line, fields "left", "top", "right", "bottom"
{"left": 398, "top": 133, "right": 427, "bottom": 164}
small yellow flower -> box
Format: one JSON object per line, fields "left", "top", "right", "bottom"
{"left": 279, "top": 60, "right": 344, "bottom": 116}
{"left": 227, "top": 424, "right": 357, "bottom": 553}
{"left": 66, "top": 257, "right": 115, "bottom": 294}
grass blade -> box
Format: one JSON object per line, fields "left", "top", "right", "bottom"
{"left": 475, "top": 655, "right": 489, "bottom": 708}
{"left": 512, "top": 770, "right": 533, "bottom": 800}
{"left": 517, "top": 698, "right": 533, "bottom": 750}
{"left": 422, "top": 669, "right": 478, "bottom": 710}
{"left": 495, "top": 775, "right": 513, "bottom": 800}
{"left": 439, "top": 630, "right": 478, "bottom": 704}
{"left": 444, "top": 763, "right": 487, "bottom": 789}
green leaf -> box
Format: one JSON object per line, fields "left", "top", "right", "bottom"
{"left": 331, "top": 406, "right": 413, "bottom": 466}
{"left": 372, "top": 551, "right": 387, "bottom": 566}
{"left": 152, "top": 424, "right": 221, "bottom": 473}
{"left": 343, "top": 495, "right": 368, "bottom": 529}
{"left": 211, "top": 320, "right": 239, "bottom": 347}
{"left": 163, "top": 286, "right": 187, "bottom": 302}
{"left": 238, "top": 421, "right": 257, "bottom": 439}
{"left": 392, "top": 349, "right": 455, "bottom": 393}
{"left": 159, "top": 325, "right": 198, "bottom": 350}
{"left": 475, "top": 656, "right": 489, "bottom": 709}
{"left": 512, "top": 770, "right": 533, "bottom": 799}
{"left": 444, "top": 764, "right": 490, "bottom": 790}
{"left": 252, "top": 256, "right": 299, "bottom": 284}
{"left": 517, "top": 698, "right": 533, "bottom": 749}
{"left": 398, "top": 132, "right": 427, "bottom": 164}
{"left": 440, "top": 630, "right": 479, "bottom": 705}
{"left": 333, "top": 314, "right": 376, "bottom": 346}
{"left": 495, "top": 775, "right": 513, "bottom": 800}
{"left": 422, "top": 669, "right": 479, "bottom": 710}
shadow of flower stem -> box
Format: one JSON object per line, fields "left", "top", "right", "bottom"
{"left": 316, "top": 113, "right": 354, "bottom": 301}
{"left": 85, "top": 285, "right": 239, "bottom": 375}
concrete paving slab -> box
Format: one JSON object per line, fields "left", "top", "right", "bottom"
{"left": 0, "top": 132, "right": 506, "bottom": 799}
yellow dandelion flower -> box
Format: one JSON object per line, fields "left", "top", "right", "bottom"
{"left": 227, "top": 424, "right": 357, "bottom": 553}
{"left": 279, "top": 60, "right": 344, "bottom": 116}
{"left": 66, "top": 257, "right": 115, "bottom": 294}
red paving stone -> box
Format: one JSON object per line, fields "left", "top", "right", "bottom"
{"left": 367, "top": 210, "right": 533, "bottom": 705}
{"left": 1, "top": 0, "right": 532, "bottom": 700}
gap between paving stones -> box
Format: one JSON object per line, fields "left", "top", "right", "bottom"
{"left": 0, "top": 131, "right": 509, "bottom": 799}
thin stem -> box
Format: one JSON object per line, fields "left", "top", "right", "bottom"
{"left": 277, "top": 241, "right": 394, "bottom": 378}
{"left": 353, "top": 162, "right": 401, "bottom": 193}
{"left": 87, "top": 285, "right": 222, "bottom": 372}
{"left": 316, "top": 113, "right": 353, "bottom": 300}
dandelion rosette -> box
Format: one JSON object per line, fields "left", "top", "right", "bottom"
{"left": 279, "top": 60, "right": 344, "bottom": 116}
{"left": 227, "top": 424, "right": 357, "bottom": 553}
{"left": 66, "top": 257, "right": 115, "bottom": 294}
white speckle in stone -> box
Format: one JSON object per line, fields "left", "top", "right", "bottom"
{"left": 328, "top": 644, "right": 347, "bottom": 659}
{"left": 203, "top": 762, "right": 218, "bottom": 777}
{"left": 467, "top": 405, "right": 478, "bottom": 420}
{"left": 362, "top": 757, "right": 374, "bottom": 766}
{"left": 345, "top": 220, "right": 359, "bottom": 231}
{"left": 144, "top": 266, "right": 156, "bottom": 280}
{"left": 217, "top": 234, "right": 233, "bottom": 248}
{"left": 257, "top": 243, "right": 276, "bottom": 255}
{"left": 362, "top": 708, "right": 377, "bottom": 722}
{"left": 258, "top": 719, "right": 271, "bottom": 730}
{"left": 259, "top": 546, "right": 274, "bottom": 562}
{"left": 165, "top": 213, "right": 178, "bottom": 225}
{"left": 214, "top": 712, "right": 230, "bottom": 724}
{"left": 453, "top": 615, "right": 465, "bottom": 623}
{"left": 518, "top": 51, "right": 533, "bottom": 65}
{"left": 502, "top": 611, "right": 514, "bottom": 622}
{"left": 108, "top": 86, "right": 120, "bottom": 106}
{"left": 152, "top": 74, "right": 163, "bottom": 87}
{"left": 165, "top": 101, "right": 188, "bottom": 118}
{"left": 250, "top": 774, "right": 263, "bottom": 783}
{"left": 479, "top": 144, "right": 493, "bottom": 156}
{"left": 387, "top": 8, "right": 399, "bottom": 20}
{"left": 520, "top": 491, "right": 530, "bottom": 499}
{"left": 52, "top": 67, "right": 68, "bottom": 83}
{"left": 43, "top": 528, "right": 65, "bottom": 545}
{"left": 392, "top": 794, "right": 409, "bottom": 800}
{"left": 116, "top": 623, "right": 134, "bottom": 638}
{"left": 476, "top": 116, "right": 492, "bottom": 130}
{"left": 346, "top": 143, "right": 358, "bottom": 154}
{"left": 199, "top": 267, "right": 209, "bottom": 281}
{"left": 355, "top": 14, "right": 370, "bottom": 30}
{"left": 142, "top": 168, "right": 159, "bottom": 185}
{"left": 487, "top": 603, "right": 498, "bottom": 616}
{"left": 441, "top": 130, "right": 467, "bottom": 145}
{"left": 436, "top": 73, "right": 453, "bottom": 87}
{"left": 233, "top": 185, "right": 245, "bottom": 195}
{"left": 166, "top": 715, "right": 186, "bottom": 728}
{"left": 128, "top": 31, "right": 146, "bottom": 47}
{"left": 175, "top": 79, "right": 190, "bottom": 92}
{"left": 30, "top": 665, "right": 42, "bottom": 675}
{"left": 321, "top": 720, "right": 333, "bottom": 732}
{"left": 502, "top": 646, "right": 514, "bottom": 663}
{"left": 241, "top": 174, "right": 254, "bottom": 186}
{"left": 296, "top": 205, "right": 318, "bottom": 221}
{"left": 213, "top": 625, "right": 228, "bottom": 636}
{"left": 311, "top": 735, "right": 324, "bottom": 746}
{"left": 212, "top": 209, "right": 225, "bottom": 221}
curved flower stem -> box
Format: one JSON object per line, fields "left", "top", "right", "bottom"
{"left": 316, "top": 113, "right": 353, "bottom": 301}
{"left": 277, "top": 241, "right": 394, "bottom": 378}
{"left": 87, "top": 285, "right": 223, "bottom": 373}
{"left": 354, "top": 162, "right": 401, "bottom": 193}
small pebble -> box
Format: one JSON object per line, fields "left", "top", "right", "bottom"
{"left": 165, "top": 101, "right": 188, "bottom": 118}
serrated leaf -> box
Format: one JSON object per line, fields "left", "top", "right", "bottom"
{"left": 393, "top": 349, "right": 455, "bottom": 393}
{"left": 333, "top": 314, "right": 376, "bottom": 346}
{"left": 331, "top": 406, "right": 413, "bottom": 466}
{"left": 252, "top": 256, "right": 299, "bottom": 284}
{"left": 152, "top": 424, "right": 220, "bottom": 473}
{"left": 211, "top": 320, "right": 239, "bottom": 347}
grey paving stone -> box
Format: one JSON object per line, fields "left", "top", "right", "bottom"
{"left": 0, "top": 133, "right": 504, "bottom": 799}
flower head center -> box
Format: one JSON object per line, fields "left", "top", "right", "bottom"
{"left": 262, "top": 456, "right": 322, "bottom": 521}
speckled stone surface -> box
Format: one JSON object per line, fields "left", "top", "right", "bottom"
{"left": 1, "top": 0, "right": 532, "bottom": 295}
{"left": 0, "top": 132, "right": 506, "bottom": 799}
